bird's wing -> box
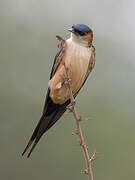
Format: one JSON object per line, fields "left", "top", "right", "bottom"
{"left": 22, "top": 36, "right": 70, "bottom": 157}
{"left": 86, "top": 45, "right": 95, "bottom": 78}
{"left": 42, "top": 36, "right": 66, "bottom": 114}
{"left": 50, "top": 39, "right": 65, "bottom": 78}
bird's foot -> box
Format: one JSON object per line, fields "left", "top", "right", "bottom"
{"left": 67, "top": 100, "right": 76, "bottom": 111}
{"left": 61, "top": 77, "right": 71, "bottom": 86}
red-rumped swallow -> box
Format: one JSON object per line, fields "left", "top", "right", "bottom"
{"left": 22, "top": 24, "right": 95, "bottom": 157}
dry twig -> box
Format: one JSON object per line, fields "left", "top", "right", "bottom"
{"left": 63, "top": 61, "right": 96, "bottom": 180}
{"left": 57, "top": 35, "right": 96, "bottom": 180}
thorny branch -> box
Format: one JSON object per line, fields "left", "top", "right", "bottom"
{"left": 63, "top": 63, "right": 96, "bottom": 180}
{"left": 56, "top": 36, "right": 96, "bottom": 180}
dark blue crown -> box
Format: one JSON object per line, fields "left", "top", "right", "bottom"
{"left": 72, "top": 24, "right": 92, "bottom": 36}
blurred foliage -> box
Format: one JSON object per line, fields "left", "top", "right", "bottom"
{"left": 0, "top": 0, "right": 135, "bottom": 180}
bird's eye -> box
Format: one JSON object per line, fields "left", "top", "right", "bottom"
{"left": 78, "top": 31, "right": 85, "bottom": 36}
{"left": 74, "top": 29, "right": 85, "bottom": 36}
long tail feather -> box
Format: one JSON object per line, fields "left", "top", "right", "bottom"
{"left": 22, "top": 100, "right": 69, "bottom": 157}
{"left": 27, "top": 141, "right": 38, "bottom": 158}
{"left": 22, "top": 140, "right": 33, "bottom": 156}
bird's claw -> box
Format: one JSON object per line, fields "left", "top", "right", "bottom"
{"left": 67, "top": 100, "right": 76, "bottom": 111}
{"left": 61, "top": 77, "right": 71, "bottom": 86}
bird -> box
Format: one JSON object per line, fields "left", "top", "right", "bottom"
{"left": 22, "top": 24, "right": 95, "bottom": 158}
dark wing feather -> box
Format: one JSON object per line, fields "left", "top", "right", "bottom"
{"left": 42, "top": 47, "right": 64, "bottom": 114}
{"left": 22, "top": 42, "right": 70, "bottom": 157}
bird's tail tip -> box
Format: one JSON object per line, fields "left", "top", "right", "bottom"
{"left": 27, "top": 141, "right": 38, "bottom": 158}
{"left": 22, "top": 140, "right": 38, "bottom": 158}
{"left": 22, "top": 140, "right": 33, "bottom": 157}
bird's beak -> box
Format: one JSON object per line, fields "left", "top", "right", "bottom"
{"left": 68, "top": 28, "right": 74, "bottom": 33}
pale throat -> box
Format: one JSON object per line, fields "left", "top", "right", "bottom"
{"left": 70, "top": 33, "right": 89, "bottom": 47}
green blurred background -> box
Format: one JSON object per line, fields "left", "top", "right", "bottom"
{"left": 1, "top": 0, "right": 135, "bottom": 179}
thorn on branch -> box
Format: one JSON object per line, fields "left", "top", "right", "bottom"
{"left": 81, "top": 169, "right": 88, "bottom": 175}
{"left": 79, "top": 140, "right": 85, "bottom": 147}
{"left": 77, "top": 142, "right": 81, "bottom": 146}
{"left": 72, "top": 130, "right": 79, "bottom": 135}
{"left": 64, "top": 110, "right": 72, "bottom": 115}
{"left": 79, "top": 116, "right": 91, "bottom": 122}
{"left": 76, "top": 140, "right": 83, "bottom": 146}
{"left": 89, "top": 149, "right": 96, "bottom": 162}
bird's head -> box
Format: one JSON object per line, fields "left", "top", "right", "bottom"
{"left": 68, "top": 24, "right": 93, "bottom": 47}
